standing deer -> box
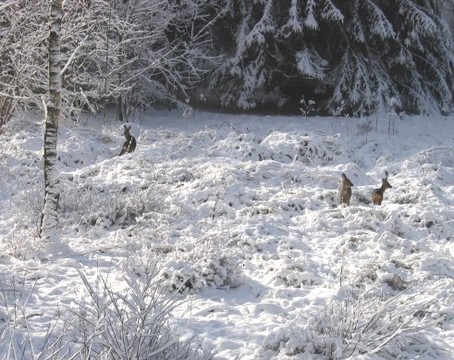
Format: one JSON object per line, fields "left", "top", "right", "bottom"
{"left": 338, "top": 173, "right": 354, "bottom": 206}
{"left": 119, "top": 124, "right": 136, "bottom": 156}
{"left": 372, "top": 171, "right": 392, "bottom": 205}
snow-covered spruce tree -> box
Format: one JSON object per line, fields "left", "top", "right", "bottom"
{"left": 326, "top": 0, "right": 454, "bottom": 114}
{"left": 40, "top": 0, "right": 62, "bottom": 248}
{"left": 207, "top": 0, "right": 454, "bottom": 115}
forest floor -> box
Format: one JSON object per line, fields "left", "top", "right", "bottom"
{"left": 1, "top": 110, "right": 454, "bottom": 359}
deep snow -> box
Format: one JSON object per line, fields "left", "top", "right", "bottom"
{"left": 1, "top": 110, "right": 454, "bottom": 359}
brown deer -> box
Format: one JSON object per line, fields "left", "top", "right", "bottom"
{"left": 338, "top": 173, "right": 354, "bottom": 206}
{"left": 372, "top": 171, "right": 392, "bottom": 205}
{"left": 119, "top": 124, "right": 136, "bottom": 156}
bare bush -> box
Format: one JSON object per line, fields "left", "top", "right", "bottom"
{"left": 1, "top": 230, "right": 42, "bottom": 260}
{"left": 0, "top": 264, "right": 213, "bottom": 359}
{"left": 0, "top": 275, "right": 73, "bottom": 359}
{"left": 71, "top": 266, "right": 213, "bottom": 359}
{"left": 59, "top": 179, "right": 172, "bottom": 229}
{"left": 264, "top": 286, "right": 445, "bottom": 359}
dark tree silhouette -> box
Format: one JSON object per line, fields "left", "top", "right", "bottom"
{"left": 207, "top": 0, "right": 454, "bottom": 115}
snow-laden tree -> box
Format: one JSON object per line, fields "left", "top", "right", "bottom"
{"left": 207, "top": 0, "right": 345, "bottom": 111}
{"left": 0, "top": 0, "right": 48, "bottom": 125}
{"left": 327, "top": 0, "right": 454, "bottom": 114}
{"left": 59, "top": 0, "right": 219, "bottom": 120}
{"left": 0, "top": 0, "right": 218, "bottom": 123}
{"left": 208, "top": 0, "right": 454, "bottom": 115}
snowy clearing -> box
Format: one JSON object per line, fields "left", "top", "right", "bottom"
{"left": 1, "top": 111, "right": 454, "bottom": 359}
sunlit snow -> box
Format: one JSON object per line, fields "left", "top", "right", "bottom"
{"left": 1, "top": 111, "right": 454, "bottom": 359}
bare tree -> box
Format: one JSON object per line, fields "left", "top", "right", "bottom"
{"left": 1, "top": 0, "right": 220, "bottom": 123}
{"left": 40, "top": 0, "right": 63, "bottom": 247}
{"left": 0, "top": 0, "right": 47, "bottom": 126}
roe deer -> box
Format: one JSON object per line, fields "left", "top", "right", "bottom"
{"left": 119, "top": 125, "right": 136, "bottom": 156}
{"left": 372, "top": 171, "right": 392, "bottom": 205}
{"left": 338, "top": 173, "right": 354, "bottom": 206}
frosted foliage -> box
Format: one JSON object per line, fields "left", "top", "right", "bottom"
{"left": 159, "top": 241, "right": 241, "bottom": 293}
{"left": 296, "top": 49, "right": 328, "bottom": 79}
{"left": 236, "top": 56, "right": 267, "bottom": 109}
{"left": 304, "top": 0, "right": 318, "bottom": 29}
{"left": 320, "top": 0, "right": 344, "bottom": 22}
{"left": 364, "top": 0, "right": 395, "bottom": 39}
{"left": 352, "top": 0, "right": 395, "bottom": 42}
{"left": 263, "top": 288, "right": 444, "bottom": 358}
{"left": 235, "top": 2, "right": 253, "bottom": 54}
{"left": 328, "top": 51, "right": 399, "bottom": 114}
{"left": 285, "top": 0, "right": 303, "bottom": 33}
{"left": 2, "top": 0, "right": 454, "bottom": 117}
{"left": 243, "top": 0, "right": 275, "bottom": 48}
{"left": 0, "top": 0, "right": 217, "bottom": 120}
{"left": 399, "top": 0, "right": 438, "bottom": 42}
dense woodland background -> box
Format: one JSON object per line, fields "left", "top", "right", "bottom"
{"left": 1, "top": 0, "right": 454, "bottom": 124}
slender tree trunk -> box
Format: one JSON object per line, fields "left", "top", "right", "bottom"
{"left": 40, "top": 0, "right": 63, "bottom": 245}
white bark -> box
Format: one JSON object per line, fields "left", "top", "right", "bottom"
{"left": 40, "top": 0, "right": 63, "bottom": 247}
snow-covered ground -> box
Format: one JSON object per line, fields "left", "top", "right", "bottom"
{"left": 1, "top": 110, "right": 454, "bottom": 359}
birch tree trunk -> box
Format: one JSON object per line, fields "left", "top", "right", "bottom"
{"left": 40, "top": 0, "right": 63, "bottom": 246}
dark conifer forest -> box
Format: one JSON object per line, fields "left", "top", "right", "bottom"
{"left": 1, "top": 0, "right": 454, "bottom": 120}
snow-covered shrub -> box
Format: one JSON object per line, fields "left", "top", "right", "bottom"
{"left": 0, "top": 274, "right": 72, "bottom": 359}
{"left": 207, "top": 131, "right": 262, "bottom": 161}
{"left": 15, "top": 183, "right": 44, "bottom": 234}
{"left": 263, "top": 287, "right": 443, "bottom": 359}
{"left": 330, "top": 100, "right": 347, "bottom": 117}
{"left": 259, "top": 132, "right": 353, "bottom": 165}
{"left": 299, "top": 95, "right": 315, "bottom": 120}
{"left": 273, "top": 257, "right": 322, "bottom": 287}
{"left": 0, "top": 266, "right": 214, "bottom": 359}
{"left": 0, "top": 274, "right": 33, "bottom": 322}
{"left": 159, "top": 236, "right": 241, "bottom": 293}
{"left": 356, "top": 118, "right": 374, "bottom": 135}
{"left": 383, "top": 274, "right": 408, "bottom": 292}
{"left": 67, "top": 267, "right": 214, "bottom": 359}
{"left": 1, "top": 230, "right": 43, "bottom": 260}
{"left": 241, "top": 202, "right": 276, "bottom": 217}
{"left": 59, "top": 180, "right": 173, "bottom": 230}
